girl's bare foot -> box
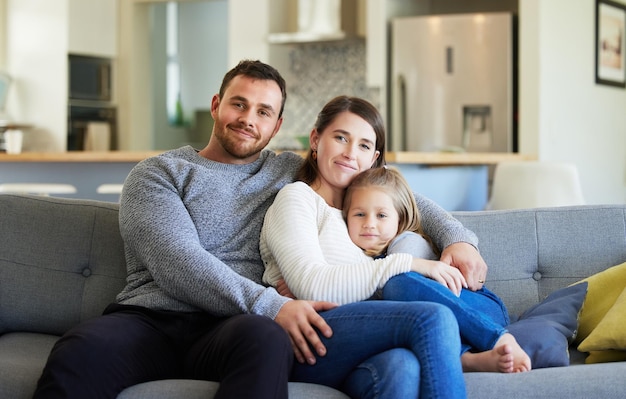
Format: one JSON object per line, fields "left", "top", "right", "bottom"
{"left": 461, "top": 333, "right": 531, "bottom": 373}
{"left": 462, "top": 345, "right": 514, "bottom": 372}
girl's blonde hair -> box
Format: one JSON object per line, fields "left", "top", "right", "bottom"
{"left": 342, "top": 167, "right": 438, "bottom": 257}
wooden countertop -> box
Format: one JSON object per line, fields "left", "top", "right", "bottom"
{"left": 0, "top": 151, "right": 164, "bottom": 162}
{"left": 384, "top": 151, "right": 535, "bottom": 165}
{"left": 0, "top": 151, "right": 534, "bottom": 165}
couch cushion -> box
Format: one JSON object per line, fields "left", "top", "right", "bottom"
{"left": 464, "top": 361, "right": 626, "bottom": 399}
{"left": 117, "top": 380, "right": 350, "bottom": 399}
{"left": 575, "top": 262, "right": 626, "bottom": 344}
{"left": 0, "top": 332, "right": 59, "bottom": 399}
{"left": 506, "top": 282, "right": 587, "bottom": 368}
{"left": 585, "top": 350, "right": 626, "bottom": 363}
{"left": 576, "top": 262, "right": 626, "bottom": 362}
{"left": 0, "top": 195, "right": 126, "bottom": 335}
{"left": 579, "top": 286, "right": 626, "bottom": 352}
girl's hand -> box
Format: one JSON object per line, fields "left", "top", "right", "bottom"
{"left": 410, "top": 258, "right": 467, "bottom": 296}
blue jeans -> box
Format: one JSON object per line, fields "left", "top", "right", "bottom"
{"left": 291, "top": 301, "right": 467, "bottom": 399}
{"left": 383, "top": 272, "right": 509, "bottom": 353}
{"left": 343, "top": 349, "right": 420, "bottom": 399}
{"left": 385, "top": 232, "right": 510, "bottom": 354}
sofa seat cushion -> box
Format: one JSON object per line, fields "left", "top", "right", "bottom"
{"left": 117, "top": 380, "right": 350, "bottom": 399}
{"left": 0, "top": 332, "right": 59, "bottom": 399}
{"left": 464, "top": 361, "right": 626, "bottom": 398}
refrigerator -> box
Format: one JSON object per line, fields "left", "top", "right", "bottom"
{"left": 389, "top": 13, "right": 515, "bottom": 153}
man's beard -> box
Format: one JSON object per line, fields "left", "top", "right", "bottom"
{"left": 215, "top": 124, "right": 272, "bottom": 160}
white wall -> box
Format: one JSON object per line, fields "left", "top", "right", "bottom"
{"left": 0, "top": 0, "right": 6, "bottom": 69}
{"left": 519, "top": 0, "right": 626, "bottom": 204}
{"left": 2, "top": 0, "right": 118, "bottom": 152}
{"left": 5, "top": 0, "right": 68, "bottom": 152}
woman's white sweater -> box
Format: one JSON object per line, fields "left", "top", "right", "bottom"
{"left": 260, "top": 182, "right": 415, "bottom": 305}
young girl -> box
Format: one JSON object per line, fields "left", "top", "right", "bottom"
{"left": 343, "top": 166, "right": 532, "bottom": 373}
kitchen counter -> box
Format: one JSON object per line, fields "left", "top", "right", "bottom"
{"left": 0, "top": 151, "right": 534, "bottom": 209}
{"left": 384, "top": 151, "right": 535, "bottom": 165}
{"left": 0, "top": 151, "right": 534, "bottom": 164}
{"left": 0, "top": 151, "right": 163, "bottom": 162}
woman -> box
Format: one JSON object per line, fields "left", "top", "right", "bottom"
{"left": 261, "top": 96, "right": 468, "bottom": 398}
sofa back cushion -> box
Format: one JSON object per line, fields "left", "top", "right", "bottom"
{"left": 453, "top": 205, "right": 626, "bottom": 318}
{"left": 0, "top": 194, "right": 126, "bottom": 335}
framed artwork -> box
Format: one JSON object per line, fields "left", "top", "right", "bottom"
{"left": 595, "top": 0, "right": 626, "bottom": 88}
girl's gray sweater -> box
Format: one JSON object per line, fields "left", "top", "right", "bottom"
{"left": 116, "top": 146, "right": 477, "bottom": 320}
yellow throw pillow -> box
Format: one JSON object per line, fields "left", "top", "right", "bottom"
{"left": 585, "top": 350, "right": 626, "bottom": 364}
{"left": 578, "top": 286, "right": 626, "bottom": 353}
{"left": 573, "top": 262, "right": 626, "bottom": 345}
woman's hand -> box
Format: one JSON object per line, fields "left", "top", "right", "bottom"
{"left": 410, "top": 258, "right": 467, "bottom": 296}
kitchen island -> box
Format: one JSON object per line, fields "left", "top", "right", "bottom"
{"left": 0, "top": 151, "right": 533, "bottom": 209}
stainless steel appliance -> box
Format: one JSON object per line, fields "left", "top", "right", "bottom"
{"left": 69, "top": 55, "right": 112, "bottom": 102}
{"left": 389, "top": 13, "right": 516, "bottom": 153}
{"left": 68, "top": 54, "right": 116, "bottom": 151}
{"left": 67, "top": 105, "right": 117, "bottom": 151}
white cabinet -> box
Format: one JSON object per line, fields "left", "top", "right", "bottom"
{"left": 68, "top": 0, "right": 118, "bottom": 57}
{"left": 228, "top": 0, "right": 270, "bottom": 66}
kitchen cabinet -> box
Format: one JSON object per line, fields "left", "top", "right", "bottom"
{"left": 267, "top": 0, "right": 365, "bottom": 44}
{"left": 228, "top": 0, "right": 270, "bottom": 65}
{"left": 68, "top": 0, "right": 117, "bottom": 57}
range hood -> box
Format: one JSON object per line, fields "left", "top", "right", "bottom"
{"left": 268, "top": 0, "right": 346, "bottom": 44}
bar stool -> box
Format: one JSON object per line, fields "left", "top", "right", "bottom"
{"left": 487, "top": 161, "right": 585, "bottom": 210}
{"left": 96, "top": 184, "right": 124, "bottom": 195}
{"left": 0, "top": 183, "right": 77, "bottom": 196}
{"left": 96, "top": 184, "right": 123, "bottom": 202}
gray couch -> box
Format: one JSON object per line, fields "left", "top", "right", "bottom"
{"left": 1, "top": 193, "right": 625, "bottom": 399}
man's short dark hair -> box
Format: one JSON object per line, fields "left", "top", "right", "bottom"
{"left": 219, "top": 60, "right": 287, "bottom": 118}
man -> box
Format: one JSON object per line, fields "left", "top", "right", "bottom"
{"left": 34, "top": 60, "right": 486, "bottom": 398}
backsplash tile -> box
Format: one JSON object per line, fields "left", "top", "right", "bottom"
{"left": 270, "top": 39, "right": 380, "bottom": 150}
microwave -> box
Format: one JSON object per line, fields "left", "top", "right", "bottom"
{"left": 69, "top": 54, "right": 112, "bottom": 102}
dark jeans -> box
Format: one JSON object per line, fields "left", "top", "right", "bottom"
{"left": 33, "top": 303, "right": 293, "bottom": 399}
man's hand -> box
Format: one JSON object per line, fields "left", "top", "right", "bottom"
{"left": 274, "top": 300, "right": 337, "bottom": 365}
{"left": 411, "top": 258, "right": 467, "bottom": 296}
{"left": 275, "top": 278, "right": 296, "bottom": 299}
{"left": 440, "top": 242, "right": 488, "bottom": 291}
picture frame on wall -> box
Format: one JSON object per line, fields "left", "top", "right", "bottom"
{"left": 595, "top": 0, "right": 626, "bottom": 88}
